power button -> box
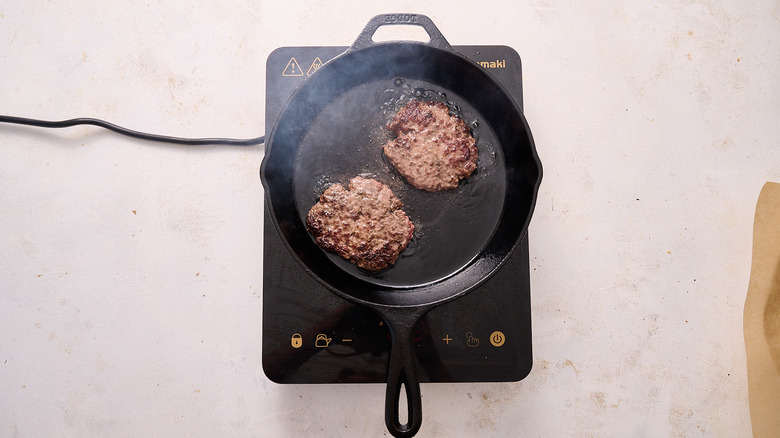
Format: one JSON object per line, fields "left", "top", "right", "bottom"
{"left": 490, "top": 331, "right": 506, "bottom": 347}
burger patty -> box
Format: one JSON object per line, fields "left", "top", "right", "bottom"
{"left": 306, "top": 176, "right": 414, "bottom": 271}
{"left": 383, "top": 100, "right": 478, "bottom": 191}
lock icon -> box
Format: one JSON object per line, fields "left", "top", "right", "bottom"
{"left": 291, "top": 333, "right": 302, "bottom": 349}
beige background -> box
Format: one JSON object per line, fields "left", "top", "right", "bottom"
{"left": 2, "top": 1, "right": 779, "bottom": 436}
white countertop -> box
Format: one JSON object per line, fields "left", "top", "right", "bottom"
{"left": 2, "top": 1, "right": 778, "bottom": 436}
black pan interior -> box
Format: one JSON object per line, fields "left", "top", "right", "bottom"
{"left": 293, "top": 77, "right": 506, "bottom": 287}
{"left": 261, "top": 43, "right": 541, "bottom": 307}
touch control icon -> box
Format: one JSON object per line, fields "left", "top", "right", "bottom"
{"left": 466, "top": 332, "right": 480, "bottom": 348}
{"left": 291, "top": 333, "right": 302, "bottom": 348}
{"left": 315, "top": 334, "right": 332, "bottom": 348}
{"left": 490, "top": 331, "right": 506, "bottom": 347}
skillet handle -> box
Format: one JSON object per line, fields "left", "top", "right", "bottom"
{"left": 379, "top": 307, "right": 428, "bottom": 437}
{"left": 352, "top": 13, "right": 453, "bottom": 51}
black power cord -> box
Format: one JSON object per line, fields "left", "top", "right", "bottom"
{"left": 0, "top": 114, "right": 264, "bottom": 146}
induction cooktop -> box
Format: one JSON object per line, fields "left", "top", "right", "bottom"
{"left": 262, "top": 45, "right": 532, "bottom": 384}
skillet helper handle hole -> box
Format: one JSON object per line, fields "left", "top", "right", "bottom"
{"left": 382, "top": 311, "right": 425, "bottom": 437}
{"left": 352, "top": 13, "right": 452, "bottom": 51}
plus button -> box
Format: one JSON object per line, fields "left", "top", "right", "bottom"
{"left": 442, "top": 335, "right": 452, "bottom": 345}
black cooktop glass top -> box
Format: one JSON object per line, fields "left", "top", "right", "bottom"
{"left": 262, "top": 45, "right": 531, "bottom": 383}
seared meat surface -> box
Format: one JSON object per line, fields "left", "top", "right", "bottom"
{"left": 306, "top": 177, "right": 414, "bottom": 271}
{"left": 383, "top": 100, "right": 478, "bottom": 191}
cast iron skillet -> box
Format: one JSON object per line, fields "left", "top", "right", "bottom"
{"left": 261, "top": 14, "right": 542, "bottom": 438}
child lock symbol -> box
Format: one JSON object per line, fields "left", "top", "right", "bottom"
{"left": 290, "top": 333, "right": 302, "bottom": 348}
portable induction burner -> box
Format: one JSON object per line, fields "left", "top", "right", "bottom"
{"left": 262, "top": 45, "right": 531, "bottom": 384}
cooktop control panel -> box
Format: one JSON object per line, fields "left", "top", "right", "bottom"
{"left": 262, "top": 45, "right": 532, "bottom": 383}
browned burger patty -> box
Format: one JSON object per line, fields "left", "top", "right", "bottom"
{"left": 306, "top": 176, "right": 414, "bottom": 271}
{"left": 383, "top": 100, "right": 478, "bottom": 191}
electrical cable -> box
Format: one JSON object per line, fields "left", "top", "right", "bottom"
{"left": 0, "top": 114, "right": 264, "bottom": 146}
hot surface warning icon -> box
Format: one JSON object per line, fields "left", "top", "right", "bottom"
{"left": 307, "top": 57, "right": 323, "bottom": 76}
{"left": 282, "top": 58, "right": 303, "bottom": 76}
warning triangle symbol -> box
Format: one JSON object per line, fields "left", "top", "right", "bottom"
{"left": 307, "top": 57, "right": 323, "bottom": 76}
{"left": 282, "top": 58, "right": 303, "bottom": 77}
